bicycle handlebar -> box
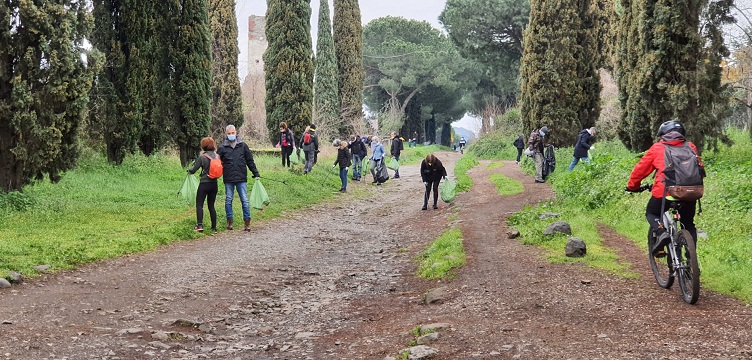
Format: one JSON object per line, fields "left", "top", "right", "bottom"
{"left": 625, "top": 184, "right": 652, "bottom": 193}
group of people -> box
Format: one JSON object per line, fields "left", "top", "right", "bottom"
{"left": 187, "top": 125, "right": 260, "bottom": 234}
{"left": 512, "top": 125, "right": 597, "bottom": 183}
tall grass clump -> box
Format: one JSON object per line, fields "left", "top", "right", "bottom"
{"left": 468, "top": 128, "right": 519, "bottom": 160}
{"left": 454, "top": 152, "right": 479, "bottom": 192}
{"left": 416, "top": 227, "right": 466, "bottom": 279}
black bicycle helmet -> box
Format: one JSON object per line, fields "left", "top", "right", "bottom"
{"left": 657, "top": 119, "right": 684, "bottom": 136}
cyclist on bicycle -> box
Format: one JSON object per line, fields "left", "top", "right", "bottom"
{"left": 626, "top": 119, "right": 704, "bottom": 257}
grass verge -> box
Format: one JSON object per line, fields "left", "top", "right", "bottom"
{"left": 454, "top": 152, "right": 479, "bottom": 192}
{"left": 416, "top": 227, "right": 466, "bottom": 279}
{"left": 489, "top": 173, "right": 524, "bottom": 196}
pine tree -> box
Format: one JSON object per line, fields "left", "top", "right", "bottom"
{"left": 209, "top": 0, "right": 243, "bottom": 140}
{"left": 314, "top": 0, "right": 341, "bottom": 138}
{"left": 140, "top": 2, "right": 173, "bottom": 156}
{"left": 520, "top": 0, "right": 601, "bottom": 147}
{"left": 170, "top": 0, "right": 213, "bottom": 166}
{"left": 0, "top": 1, "right": 95, "bottom": 192}
{"left": 264, "top": 0, "right": 314, "bottom": 144}
{"left": 333, "top": 0, "right": 364, "bottom": 133}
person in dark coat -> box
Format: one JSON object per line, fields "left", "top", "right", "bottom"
{"left": 568, "top": 127, "right": 596, "bottom": 171}
{"left": 528, "top": 126, "right": 549, "bottom": 183}
{"left": 187, "top": 137, "right": 219, "bottom": 234}
{"left": 217, "top": 125, "right": 261, "bottom": 232}
{"left": 279, "top": 122, "right": 296, "bottom": 167}
{"left": 390, "top": 131, "right": 403, "bottom": 178}
{"left": 420, "top": 153, "right": 447, "bottom": 210}
{"left": 348, "top": 135, "right": 366, "bottom": 181}
{"left": 513, "top": 134, "right": 525, "bottom": 164}
{"left": 300, "top": 124, "right": 319, "bottom": 174}
{"left": 333, "top": 139, "right": 352, "bottom": 192}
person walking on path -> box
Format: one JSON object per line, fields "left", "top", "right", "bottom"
{"left": 420, "top": 153, "right": 447, "bottom": 210}
{"left": 568, "top": 127, "right": 596, "bottom": 171}
{"left": 279, "top": 122, "right": 296, "bottom": 167}
{"left": 300, "top": 124, "right": 319, "bottom": 174}
{"left": 333, "top": 139, "right": 352, "bottom": 192}
{"left": 187, "top": 137, "right": 220, "bottom": 234}
{"left": 513, "top": 134, "right": 525, "bottom": 164}
{"left": 348, "top": 135, "right": 366, "bottom": 181}
{"left": 369, "top": 136, "right": 386, "bottom": 185}
{"left": 528, "top": 126, "right": 549, "bottom": 183}
{"left": 217, "top": 125, "right": 261, "bottom": 232}
{"left": 390, "top": 131, "right": 403, "bottom": 178}
{"left": 411, "top": 131, "right": 419, "bottom": 147}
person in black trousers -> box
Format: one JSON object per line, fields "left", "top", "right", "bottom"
{"left": 420, "top": 153, "right": 447, "bottom": 210}
{"left": 513, "top": 134, "right": 525, "bottom": 164}
{"left": 279, "top": 122, "right": 295, "bottom": 167}
{"left": 187, "top": 137, "right": 220, "bottom": 234}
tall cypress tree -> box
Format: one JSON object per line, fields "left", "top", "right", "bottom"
{"left": 314, "top": 0, "right": 341, "bottom": 138}
{"left": 265, "top": 0, "right": 314, "bottom": 144}
{"left": 616, "top": 0, "right": 729, "bottom": 151}
{"left": 209, "top": 0, "right": 243, "bottom": 140}
{"left": 520, "top": 0, "right": 601, "bottom": 147}
{"left": 140, "top": 1, "right": 173, "bottom": 155}
{"left": 171, "top": 0, "right": 213, "bottom": 166}
{"left": 333, "top": 0, "right": 363, "bottom": 134}
{"left": 0, "top": 1, "right": 95, "bottom": 192}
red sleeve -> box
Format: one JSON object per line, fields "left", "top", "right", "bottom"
{"left": 627, "top": 144, "right": 660, "bottom": 191}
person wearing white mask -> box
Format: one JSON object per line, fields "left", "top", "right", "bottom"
{"left": 217, "top": 125, "right": 260, "bottom": 232}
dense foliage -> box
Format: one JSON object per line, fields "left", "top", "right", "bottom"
{"left": 314, "top": 0, "right": 341, "bottom": 138}
{"left": 520, "top": 0, "right": 601, "bottom": 147}
{"left": 333, "top": 0, "right": 364, "bottom": 132}
{"left": 0, "top": 1, "right": 96, "bottom": 192}
{"left": 265, "top": 0, "right": 314, "bottom": 144}
{"left": 209, "top": 0, "right": 244, "bottom": 140}
{"left": 615, "top": 0, "right": 733, "bottom": 151}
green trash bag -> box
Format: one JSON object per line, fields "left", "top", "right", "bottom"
{"left": 178, "top": 174, "right": 199, "bottom": 207}
{"left": 250, "top": 178, "right": 271, "bottom": 210}
{"left": 386, "top": 157, "right": 400, "bottom": 171}
{"left": 440, "top": 178, "right": 457, "bottom": 203}
{"left": 362, "top": 157, "right": 370, "bottom": 173}
{"left": 290, "top": 149, "right": 302, "bottom": 165}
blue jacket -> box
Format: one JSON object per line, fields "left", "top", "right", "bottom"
{"left": 371, "top": 143, "right": 385, "bottom": 160}
{"left": 217, "top": 138, "right": 260, "bottom": 183}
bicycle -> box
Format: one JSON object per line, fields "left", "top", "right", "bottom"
{"left": 628, "top": 184, "right": 701, "bottom": 304}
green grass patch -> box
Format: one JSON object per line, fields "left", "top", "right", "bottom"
{"left": 489, "top": 173, "right": 524, "bottom": 196}
{"left": 486, "top": 161, "right": 505, "bottom": 169}
{"left": 416, "top": 227, "right": 466, "bottom": 279}
{"left": 468, "top": 128, "right": 519, "bottom": 160}
{"left": 501, "top": 129, "right": 752, "bottom": 302}
{"left": 454, "top": 152, "right": 479, "bottom": 192}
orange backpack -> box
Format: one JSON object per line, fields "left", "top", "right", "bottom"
{"left": 202, "top": 153, "right": 223, "bottom": 179}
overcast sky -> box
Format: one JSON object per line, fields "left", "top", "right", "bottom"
{"left": 236, "top": 0, "right": 448, "bottom": 79}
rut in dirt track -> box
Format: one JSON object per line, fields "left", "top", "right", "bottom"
{"left": 1, "top": 152, "right": 751, "bottom": 360}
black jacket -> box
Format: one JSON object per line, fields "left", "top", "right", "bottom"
{"left": 573, "top": 129, "right": 593, "bottom": 158}
{"left": 217, "top": 139, "right": 260, "bottom": 183}
{"left": 513, "top": 135, "right": 525, "bottom": 149}
{"left": 187, "top": 151, "right": 219, "bottom": 183}
{"left": 334, "top": 148, "right": 352, "bottom": 169}
{"left": 391, "top": 137, "right": 403, "bottom": 157}
{"left": 420, "top": 158, "right": 447, "bottom": 182}
{"left": 280, "top": 129, "right": 295, "bottom": 148}
{"left": 348, "top": 137, "right": 367, "bottom": 159}
{"left": 300, "top": 130, "right": 319, "bottom": 152}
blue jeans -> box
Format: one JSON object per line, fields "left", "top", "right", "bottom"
{"left": 567, "top": 156, "right": 589, "bottom": 171}
{"left": 225, "top": 182, "right": 250, "bottom": 220}
{"left": 339, "top": 167, "right": 348, "bottom": 190}
{"left": 352, "top": 154, "right": 362, "bottom": 179}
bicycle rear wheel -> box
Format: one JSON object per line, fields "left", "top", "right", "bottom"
{"left": 648, "top": 229, "right": 673, "bottom": 289}
{"left": 676, "top": 229, "right": 700, "bottom": 304}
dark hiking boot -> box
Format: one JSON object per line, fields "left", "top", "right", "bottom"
{"left": 244, "top": 219, "right": 251, "bottom": 232}
{"left": 227, "top": 219, "right": 233, "bottom": 230}
{"left": 422, "top": 205, "right": 428, "bottom": 210}
{"left": 433, "top": 205, "right": 438, "bottom": 210}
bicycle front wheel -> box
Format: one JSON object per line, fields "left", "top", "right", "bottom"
{"left": 648, "top": 229, "right": 673, "bottom": 289}
{"left": 676, "top": 229, "right": 700, "bottom": 304}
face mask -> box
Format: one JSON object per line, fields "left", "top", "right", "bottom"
{"left": 227, "top": 134, "right": 236, "bottom": 141}
{"left": 540, "top": 132, "right": 545, "bottom": 137}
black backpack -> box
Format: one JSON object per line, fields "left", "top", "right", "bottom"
{"left": 662, "top": 143, "right": 704, "bottom": 201}
{"left": 542, "top": 144, "right": 556, "bottom": 179}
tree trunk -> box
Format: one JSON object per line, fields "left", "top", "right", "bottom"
{"left": 0, "top": 120, "right": 23, "bottom": 192}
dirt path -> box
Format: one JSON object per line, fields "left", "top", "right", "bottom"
{"left": 1, "top": 153, "right": 751, "bottom": 360}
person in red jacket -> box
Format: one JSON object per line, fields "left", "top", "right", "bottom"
{"left": 626, "top": 120, "right": 704, "bottom": 257}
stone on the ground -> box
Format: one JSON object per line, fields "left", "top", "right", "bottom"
{"left": 565, "top": 237, "right": 587, "bottom": 257}
{"left": 416, "top": 332, "right": 439, "bottom": 344}
{"left": 539, "top": 212, "right": 560, "bottom": 220}
{"left": 116, "top": 328, "right": 144, "bottom": 335}
{"left": 697, "top": 229, "right": 709, "bottom": 239}
{"left": 294, "top": 332, "right": 317, "bottom": 339}
{"left": 423, "top": 286, "right": 449, "bottom": 304}
{"left": 507, "top": 229, "right": 520, "bottom": 239}
{"left": 148, "top": 341, "right": 171, "bottom": 350}
{"left": 384, "top": 357, "right": 397, "bottom": 360}
{"left": 543, "top": 221, "right": 571, "bottom": 236}
{"left": 399, "top": 345, "right": 438, "bottom": 359}
{"left": 0, "top": 278, "right": 10, "bottom": 288}
{"left": 7, "top": 272, "right": 22, "bottom": 284}
{"left": 172, "top": 319, "right": 202, "bottom": 328}
{"left": 420, "top": 323, "right": 450, "bottom": 335}
{"left": 151, "top": 331, "right": 169, "bottom": 341}
{"left": 34, "top": 265, "right": 51, "bottom": 272}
